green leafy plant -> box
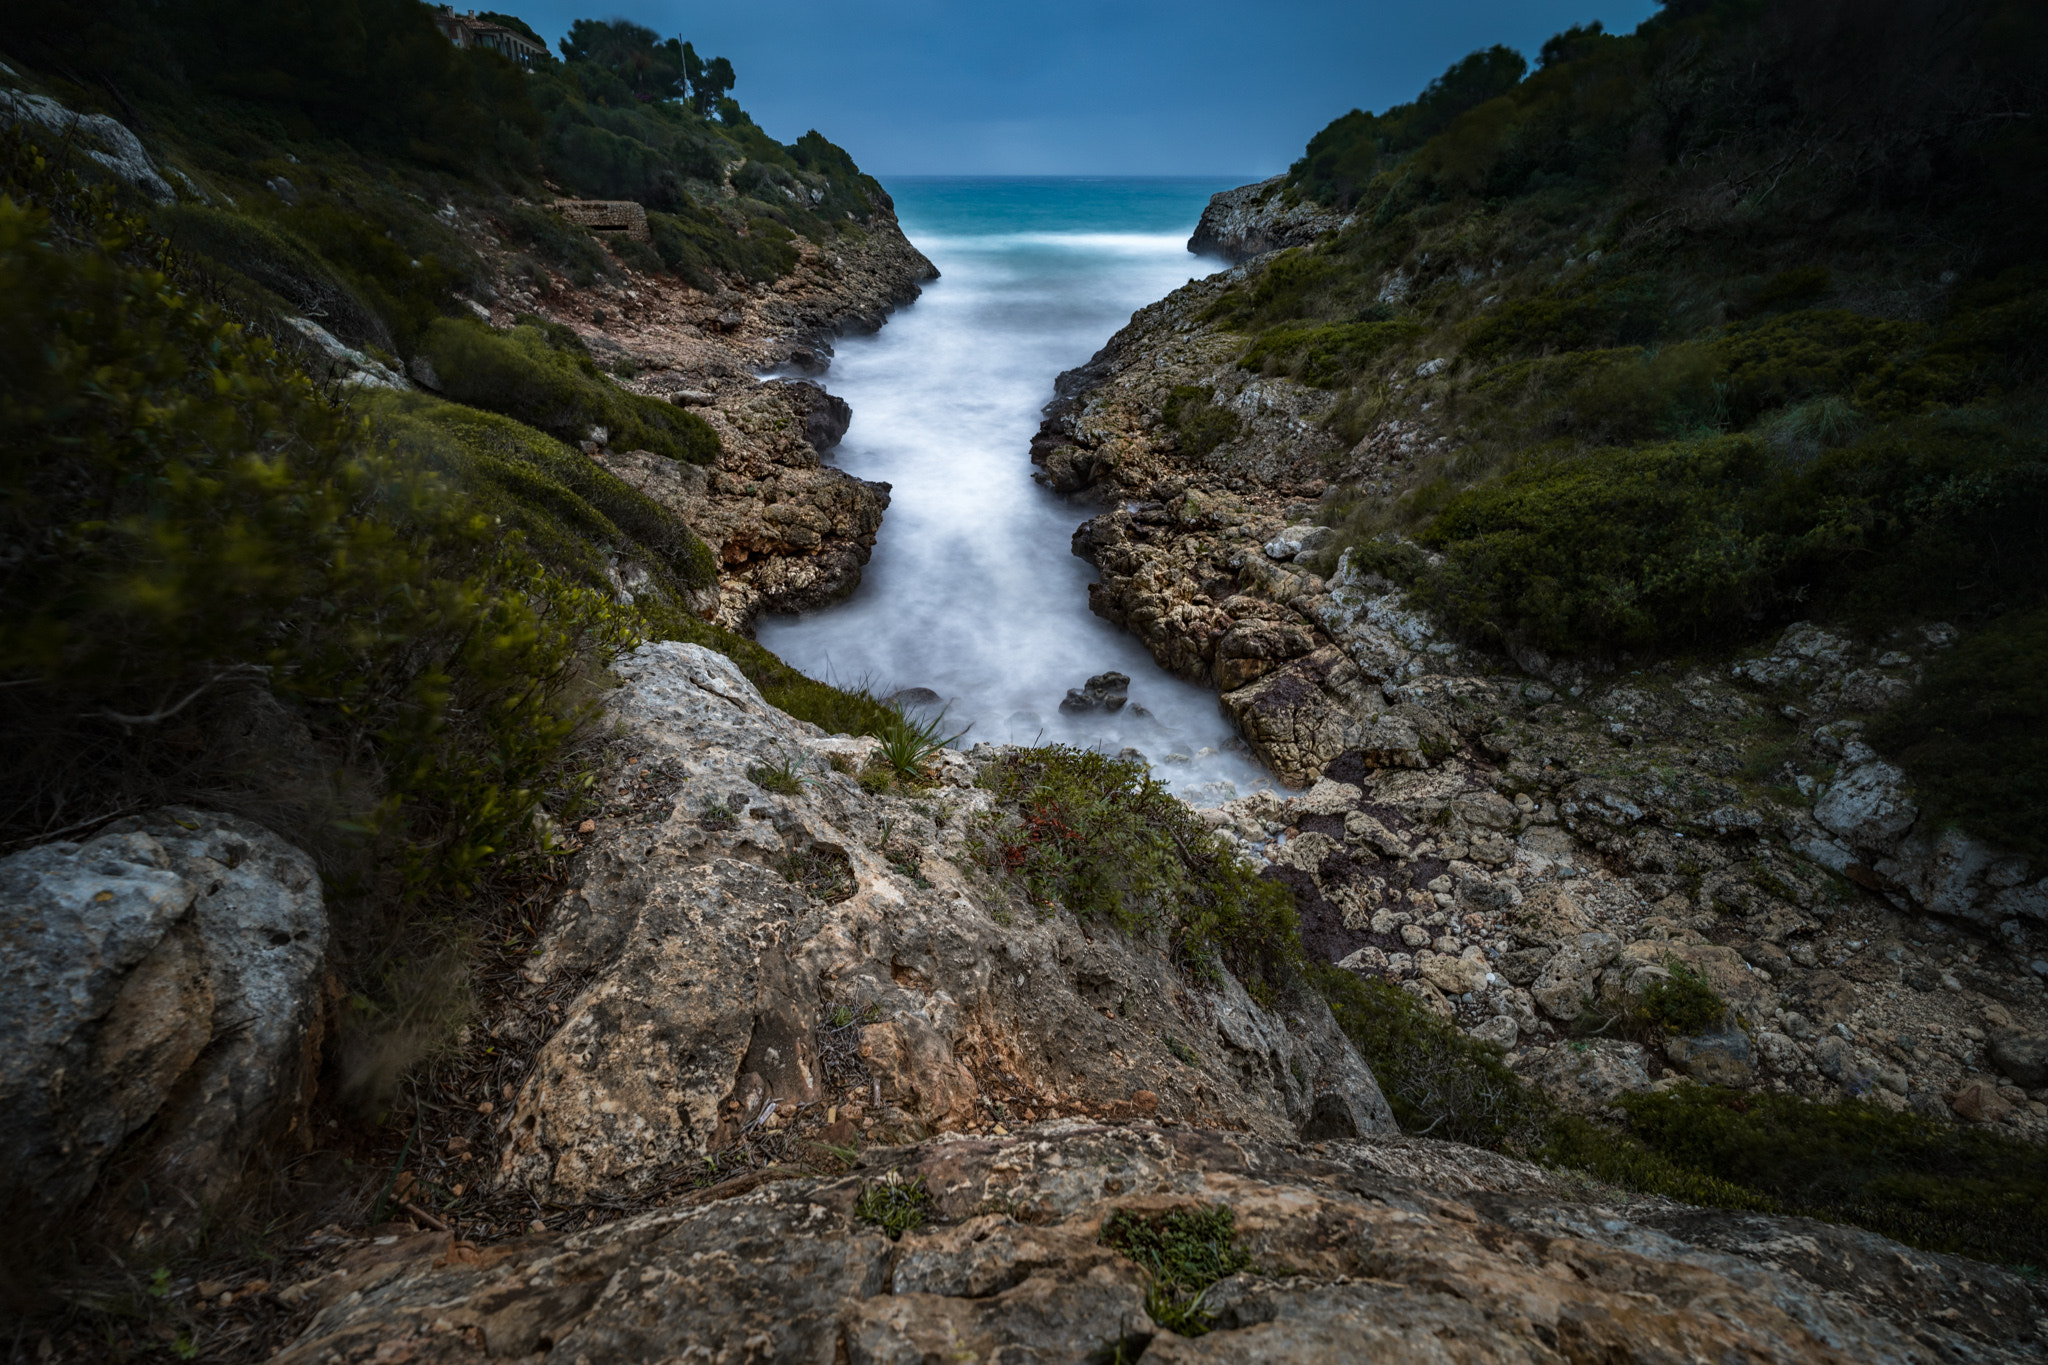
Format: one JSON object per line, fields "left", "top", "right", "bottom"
{"left": 748, "top": 750, "right": 813, "bottom": 796}
{"left": 876, "top": 705, "right": 965, "bottom": 780}
{"left": 973, "top": 748, "right": 1300, "bottom": 997}
{"left": 1634, "top": 962, "right": 1727, "bottom": 1037}
{"left": 418, "top": 315, "right": 721, "bottom": 466}
{"left": 1100, "top": 1205, "right": 1251, "bottom": 1336}
{"left": 854, "top": 1171, "right": 933, "bottom": 1240}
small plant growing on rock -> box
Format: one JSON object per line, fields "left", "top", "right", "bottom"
{"left": 854, "top": 1171, "right": 933, "bottom": 1240}
{"left": 877, "top": 705, "right": 965, "bottom": 780}
{"left": 747, "top": 750, "right": 812, "bottom": 796}
{"left": 1100, "top": 1204, "right": 1251, "bottom": 1336}
{"left": 1635, "top": 962, "right": 1726, "bottom": 1037}
{"left": 700, "top": 796, "right": 740, "bottom": 830}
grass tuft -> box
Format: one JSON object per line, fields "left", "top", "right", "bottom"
{"left": 1100, "top": 1205, "right": 1251, "bottom": 1337}
{"left": 854, "top": 1172, "right": 934, "bottom": 1240}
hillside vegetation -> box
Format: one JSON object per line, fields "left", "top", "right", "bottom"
{"left": 1201, "top": 0, "right": 2048, "bottom": 856}
{"left": 0, "top": 4, "right": 915, "bottom": 1125}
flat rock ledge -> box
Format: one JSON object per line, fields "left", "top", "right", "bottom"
{"left": 271, "top": 1122, "right": 2045, "bottom": 1362}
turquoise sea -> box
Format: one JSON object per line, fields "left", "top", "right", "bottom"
{"left": 756, "top": 176, "right": 1268, "bottom": 800}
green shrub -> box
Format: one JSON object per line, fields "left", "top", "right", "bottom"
{"left": 158, "top": 203, "right": 392, "bottom": 352}
{"left": 647, "top": 203, "right": 797, "bottom": 289}
{"left": 1617, "top": 1086, "right": 2048, "bottom": 1269}
{"left": 418, "top": 316, "right": 722, "bottom": 465}
{"left": 1240, "top": 318, "right": 1423, "bottom": 388}
{"left": 1161, "top": 385, "right": 1242, "bottom": 460}
{"left": 1633, "top": 962, "right": 1727, "bottom": 1036}
{"left": 1100, "top": 1205, "right": 1251, "bottom": 1336}
{"left": 366, "top": 392, "right": 717, "bottom": 595}
{"left": 1463, "top": 273, "right": 1671, "bottom": 358}
{"left": 497, "top": 202, "right": 613, "bottom": 287}
{"left": 1312, "top": 966, "right": 1548, "bottom": 1147}
{"left": 0, "top": 147, "right": 633, "bottom": 898}
{"left": 973, "top": 748, "right": 1299, "bottom": 995}
{"left": 609, "top": 234, "right": 663, "bottom": 276}
{"left": 1872, "top": 605, "right": 2048, "bottom": 862}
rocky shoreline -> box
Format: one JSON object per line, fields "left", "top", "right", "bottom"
{"left": 526, "top": 208, "right": 938, "bottom": 632}
{"left": 1032, "top": 184, "right": 2048, "bottom": 1136}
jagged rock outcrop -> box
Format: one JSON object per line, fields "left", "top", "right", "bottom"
{"left": 595, "top": 382, "right": 891, "bottom": 631}
{"left": 0, "top": 809, "right": 326, "bottom": 1244}
{"left": 490, "top": 641, "right": 1394, "bottom": 1206}
{"left": 270, "top": 1123, "right": 2045, "bottom": 1362}
{"left": 1187, "top": 175, "right": 1351, "bottom": 262}
{"left": 461, "top": 197, "right": 936, "bottom": 635}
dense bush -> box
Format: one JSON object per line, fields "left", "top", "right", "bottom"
{"left": 419, "top": 316, "right": 722, "bottom": 464}
{"left": 497, "top": 202, "right": 614, "bottom": 287}
{"left": 1240, "top": 318, "right": 1422, "bottom": 388}
{"left": 158, "top": 203, "right": 393, "bottom": 353}
{"left": 972, "top": 748, "right": 1300, "bottom": 996}
{"left": 0, "top": 148, "right": 630, "bottom": 896}
{"left": 366, "top": 393, "right": 717, "bottom": 595}
{"left": 648, "top": 203, "right": 797, "bottom": 289}
{"left": 1162, "top": 385, "right": 1243, "bottom": 460}
{"left": 1618, "top": 1085, "right": 2048, "bottom": 1268}
{"left": 1872, "top": 606, "right": 2048, "bottom": 862}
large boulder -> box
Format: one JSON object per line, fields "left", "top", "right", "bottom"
{"left": 0, "top": 809, "right": 326, "bottom": 1242}
{"left": 1220, "top": 647, "right": 1426, "bottom": 787}
{"left": 1813, "top": 758, "right": 1919, "bottom": 852}
{"left": 494, "top": 643, "right": 1395, "bottom": 1201}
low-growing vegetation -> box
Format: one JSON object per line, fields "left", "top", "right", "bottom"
{"left": 1099, "top": 1205, "right": 1251, "bottom": 1336}
{"left": 971, "top": 748, "right": 1300, "bottom": 995}
{"left": 854, "top": 1172, "right": 933, "bottom": 1240}
{"left": 1161, "top": 384, "right": 1243, "bottom": 460}
{"left": 1194, "top": 0, "right": 2046, "bottom": 830}
{"left": 417, "top": 315, "right": 722, "bottom": 465}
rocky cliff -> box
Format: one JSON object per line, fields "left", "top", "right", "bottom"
{"left": 462, "top": 201, "right": 937, "bottom": 633}
{"left": 265, "top": 1122, "right": 2042, "bottom": 1363}
{"left": 1026, "top": 199, "right": 2048, "bottom": 1145}
{"left": 1187, "top": 177, "right": 1351, "bottom": 262}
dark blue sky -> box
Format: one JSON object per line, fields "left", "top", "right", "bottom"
{"left": 507, "top": 0, "right": 1660, "bottom": 177}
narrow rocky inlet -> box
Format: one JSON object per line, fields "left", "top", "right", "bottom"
{"left": 758, "top": 178, "right": 1269, "bottom": 803}
{"left": 7, "top": 4, "right": 2047, "bottom": 1358}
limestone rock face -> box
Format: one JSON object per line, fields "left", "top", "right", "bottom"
{"left": 0, "top": 809, "right": 326, "bottom": 1240}
{"left": 492, "top": 642, "right": 1395, "bottom": 1202}
{"left": 273, "top": 1124, "right": 2044, "bottom": 1363}
{"left": 1187, "top": 175, "right": 1351, "bottom": 262}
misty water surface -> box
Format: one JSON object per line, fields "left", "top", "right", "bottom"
{"left": 756, "top": 177, "right": 1272, "bottom": 802}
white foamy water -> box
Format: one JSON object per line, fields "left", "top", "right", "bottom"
{"left": 755, "top": 177, "right": 1269, "bottom": 803}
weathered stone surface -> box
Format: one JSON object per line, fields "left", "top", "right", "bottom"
{"left": 1514, "top": 1039, "right": 1655, "bottom": 1114}
{"left": 494, "top": 641, "right": 1394, "bottom": 1202}
{"left": 1814, "top": 758, "right": 1920, "bottom": 851}
{"left": 1221, "top": 647, "right": 1421, "bottom": 787}
{"left": 1187, "top": 175, "right": 1350, "bottom": 261}
{"left": 1664, "top": 1023, "right": 1756, "bottom": 1088}
{"left": 1988, "top": 1030, "right": 2048, "bottom": 1089}
{"left": 0, "top": 809, "right": 325, "bottom": 1240}
{"left": 1529, "top": 932, "right": 1621, "bottom": 1022}
{"left": 274, "top": 1124, "right": 2044, "bottom": 1363}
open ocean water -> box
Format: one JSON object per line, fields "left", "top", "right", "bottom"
{"left": 756, "top": 176, "right": 1270, "bottom": 801}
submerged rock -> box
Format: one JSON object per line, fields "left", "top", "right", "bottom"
{"left": 1057, "top": 670, "right": 1131, "bottom": 713}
